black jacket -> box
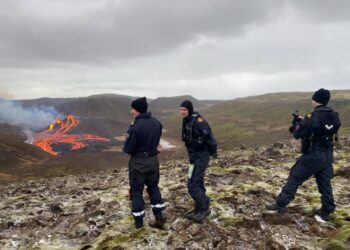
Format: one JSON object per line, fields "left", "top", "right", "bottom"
{"left": 182, "top": 112, "right": 217, "bottom": 155}
{"left": 123, "top": 113, "right": 162, "bottom": 156}
{"left": 291, "top": 105, "right": 341, "bottom": 152}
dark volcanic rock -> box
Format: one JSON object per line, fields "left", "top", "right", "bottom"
{"left": 50, "top": 203, "right": 64, "bottom": 213}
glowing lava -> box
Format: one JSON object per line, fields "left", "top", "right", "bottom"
{"left": 34, "top": 115, "right": 111, "bottom": 156}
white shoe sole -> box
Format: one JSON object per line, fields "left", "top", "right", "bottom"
{"left": 315, "top": 215, "right": 326, "bottom": 223}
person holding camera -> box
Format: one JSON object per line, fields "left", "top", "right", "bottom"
{"left": 266, "top": 89, "right": 341, "bottom": 221}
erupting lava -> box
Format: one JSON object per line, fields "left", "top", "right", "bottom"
{"left": 34, "top": 115, "right": 111, "bottom": 156}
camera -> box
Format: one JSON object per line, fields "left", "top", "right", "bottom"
{"left": 292, "top": 110, "right": 300, "bottom": 119}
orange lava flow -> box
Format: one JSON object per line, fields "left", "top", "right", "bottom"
{"left": 34, "top": 115, "right": 110, "bottom": 156}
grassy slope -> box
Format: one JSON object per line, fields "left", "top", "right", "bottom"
{"left": 163, "top": 90, "right": 350, "bottom": 149}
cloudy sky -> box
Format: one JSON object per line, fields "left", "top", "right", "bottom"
{"left": 0, "top": 0, "right": 350, "bottom": 100}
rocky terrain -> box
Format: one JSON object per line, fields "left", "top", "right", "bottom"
{"left": 0, "top": 139, "right": 350, "bottom": 250}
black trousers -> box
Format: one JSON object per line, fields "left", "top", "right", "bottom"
{"left": 276, "top": 148, "right": 335, "bottom": 213}
{"left": 128, "top": 155, "right": 165, "bottom": 218}
{"left": 187, "top": 149, "right": 210, "bottom": 212}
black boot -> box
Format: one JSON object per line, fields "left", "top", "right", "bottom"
{"left": 265, "top": 203, "right": 286, "bottom": 213}
{"left": 313, "top": 208, "right": 331, "bottom": 222}
{"left": 192, "top": 209, "right": 211, "bottom": 223}
{"left": 184, "top": 209, "right": 197, "bottom": 220}
{"left": 134, "top": 217, "right": 143, "bottom": 229}
{"left": 154, "top": 214, "right": 166, "bottom": 229}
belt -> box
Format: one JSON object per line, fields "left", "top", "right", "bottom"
{"left": 133, "top": 151, "right": 159, "bottom": 158}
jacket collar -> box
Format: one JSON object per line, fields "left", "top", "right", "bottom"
{"left": 314, "top": 105, "right": 333, "bottom": 112}
{"left": 184, "top": 111, "right": 200, "bottom": 121}
{"left": 135, "top": 112, "right": 152, "bottom": 120}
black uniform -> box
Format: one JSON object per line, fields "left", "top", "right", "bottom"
{"left": 123, "top": 112, "right": 165, "bottom": 220}
{"left": 182, "top": 112, "right": 217, "bottom": 212}
{"left": 276, "top": 105, "right": 341, "bottom": 213}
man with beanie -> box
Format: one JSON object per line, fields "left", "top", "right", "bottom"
{"left": 123, "top": 97, "right": 166, "bottom": 229}
{"left": 266, "top": 89, "right": 341, "bottom": 222}
{"left": 180, "top": 100, "right": 218, "bottom": 223}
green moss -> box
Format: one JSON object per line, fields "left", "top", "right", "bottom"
{"left": 319, "top": 225, "right": 350, "bottom": 250}
{"left": 237, "top": 183, "right": 254, "bottom": 193}
{"left": 336, "top": 225, "right": 350, "bottom": 242}
{"left": 96, "top": 229, "right": 146, "bottom": 250}
{"left": 332, "top": 209, "right": 350, "bottom": 228}
{"left": 323, "top": 239, "right": 348, "bottom": 250}
{"left": 208, "top": 166, "right": 231, "bottom": 176}
{"left": 306, "top": 195, "right": 321, "bottom": 206}
{"left": 218, "top": 216, "right": 243, "bottom": 228}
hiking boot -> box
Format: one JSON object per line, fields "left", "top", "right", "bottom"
{"left": 192, "top": 209, "right": 211, "bottom": 223}
{"left": 313, "top": 208, "right": 331, "bottom": 222}
{"left": 154, "top": 214, "right": 167, "bottom": 229}
{"left": 184, "top": 209, "right": 197, "bottom": 220}
{"left": 134, "top": 217, "right": 143, "bottom": 229}
{"left": 265, "top": 203, "right": 286, "bottom": 213}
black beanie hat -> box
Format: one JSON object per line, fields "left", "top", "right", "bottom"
{"left": 131, "top": 97, "right": 148, "bottom": 113}
{"left": 312, "top": 88, "right": 331, "bottom": 105}
{"left": 180, "top": 100, "right": 194, "bottom": 114}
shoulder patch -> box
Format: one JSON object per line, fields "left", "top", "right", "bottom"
{"left": 197, "top": 117, "right": 204, "bottom": 123}
{"left": 130, "top": 120, "right": 135, "bottom": 125}
{"left": 306, "top": 113, "right": 312, "bottom": 119}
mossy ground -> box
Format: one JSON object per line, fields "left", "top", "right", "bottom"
{"left": 0, "top": 141, "right": 349, "bottom": 249}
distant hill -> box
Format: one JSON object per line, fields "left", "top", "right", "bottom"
{"left": 2, "top": 90, "right": 350, "bottom": 183}
{"left": 150, "top": 95, "right": 210, "bottom": 112}
{"left": 201, "top": 100, "right": 227, "bottom": 106}
{"left": 21, "top": 94, "right": 134, "bottom": 122}
{"left": 163, "top": 90, "right": 350, "bottom": 149}
{"left": 18, "top": 94, "right": 218, "bottom": 137}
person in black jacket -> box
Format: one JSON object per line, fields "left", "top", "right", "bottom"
{"left": 266, "top": 89, "right": 341, "bottom": 221}
{"left": 180, "top": 100, "right": 218, "bottom": 223}
{"left": 123, "top": 97, "right": 166, "bottom": 229}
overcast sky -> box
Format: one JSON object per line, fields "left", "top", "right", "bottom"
{"left": 0, "top": 0, "right": 350, "bottom": 100}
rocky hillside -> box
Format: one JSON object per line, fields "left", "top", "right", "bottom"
{"left": 1, "top": 139, "right": 349, "bottom": 250}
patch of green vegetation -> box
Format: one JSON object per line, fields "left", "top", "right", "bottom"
{"left": 305, "top": 195, "right": 321, "bottom": 206}
{"left": 318, "top": 209, "right": 350, "bottom": 250}
{"left": 332, "top": 209, "right": 350, "bottom": 228}
{"left": 322, "top": 239, "right": 348, "bottom": 250}
{"left": 219, "top": 216, "right": 243, "bottom": 228}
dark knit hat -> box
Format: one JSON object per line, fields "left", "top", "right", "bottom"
{"left": 312, "top": 88, "right": 331, "bottom": 105}
{"left": 131, "top": 97, "right": 148, "bottom": 113}
{"left": 180, "top": 100, "right": 194, "bottom": 114}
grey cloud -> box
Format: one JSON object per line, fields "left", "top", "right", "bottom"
{"left": 289, "top": 0, "right": 350, "bottom": 23}
{"left": 0, "top": 0, "right": 350, "bottom": 100}
{"left": 0, "top": 0, "right": 283, "bottom": 66}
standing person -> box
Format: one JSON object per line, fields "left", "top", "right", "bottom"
{"left": 266, "top": 89, "right": 341, "bottom": 221}
{"left": 123, "top": 97, "right": 166, "bottom": 229}
{"left": 180, "top": 100, "right": 218, "bottom": 223}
